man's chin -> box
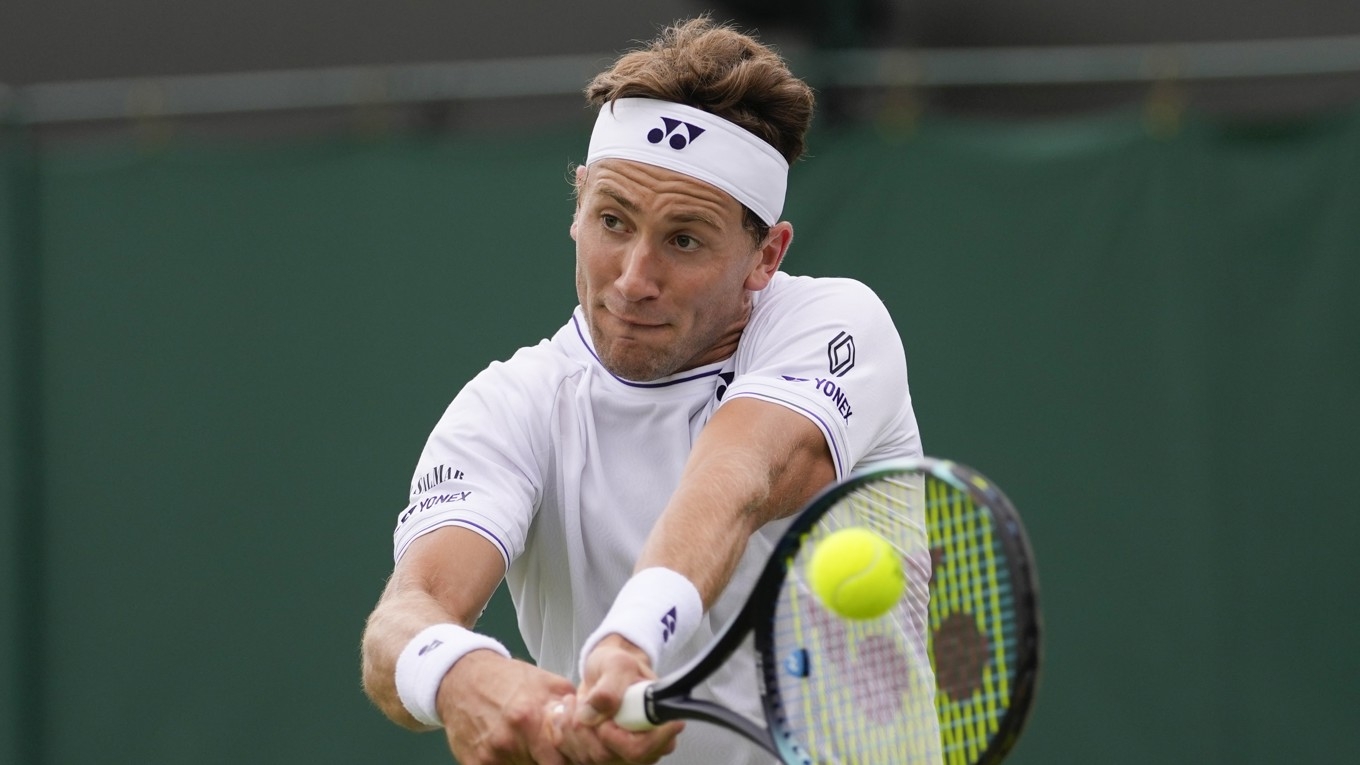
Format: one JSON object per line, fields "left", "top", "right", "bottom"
{"left": 595, "top": 345, "right": 678, "bottom": 383}
{"left": 599, "top": 357, "right": 669, "bottom": 382}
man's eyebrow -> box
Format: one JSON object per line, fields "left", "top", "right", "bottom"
{"left": 670, "top": 211, "right": 723, "bottom": 230}
{"left": 595, "top": 186, "right": 640, "bottom": 214}
{"left": 593, "top": 184, "right": 723, "bottom": 230}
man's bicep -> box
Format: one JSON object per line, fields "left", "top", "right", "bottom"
{"left": 701, "top": 397, "right": 836, "bottom": 518}
{"left": 730, "top": 277, "right": 915, "bottom": 476}
{"left": 390, "top": 526, "right": 508, "bottom": 627}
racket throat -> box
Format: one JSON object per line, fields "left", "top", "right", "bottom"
{"left": 659, "top": 697, "right": 782, "bottom": 759}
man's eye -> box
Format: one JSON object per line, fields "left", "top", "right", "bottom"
{"left": 674, "top": 234, "right": 698, "bottom": 250}
{"left": 602, "top": 214, "right": 623, "bottom": 230}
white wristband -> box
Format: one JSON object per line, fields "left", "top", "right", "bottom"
{"left": 395, "top": 623, "right": 510, "bottom": 728}
{"left": 579, "top": 567, "right": 703, "bottom": 680}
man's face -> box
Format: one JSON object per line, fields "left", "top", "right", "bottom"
{"left": 571, "top": 159, "right": 788, "bottom": 382}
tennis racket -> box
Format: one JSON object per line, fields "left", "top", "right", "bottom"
{"left": 614, "top": 456, "right": 1041, "bottom": 765}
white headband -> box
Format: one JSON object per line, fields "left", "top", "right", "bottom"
{"left": 586, "top": 98, "right": 789, "bottom": 226}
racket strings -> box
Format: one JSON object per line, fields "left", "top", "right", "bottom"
{"left": 769, "top": 474, "right": 942, "bottom": 764}
{"left": 926, "top": 478, "right": 1019, "bottom": 765}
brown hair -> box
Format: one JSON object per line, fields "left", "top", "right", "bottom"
{"left": 584, "top": 17, "right": 815, "bottom": 240}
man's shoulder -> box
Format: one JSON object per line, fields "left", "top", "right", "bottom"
{"left": 467, "top": 314, "right": 592, "bottom": 393}
{"left": 753, "top": 271, "right": 888, "bottom": 318}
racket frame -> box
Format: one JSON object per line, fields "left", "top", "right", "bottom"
{"left": 921, "top": 460, "right": 1042, "bottom": 765}
{"left": 626, "top": 457, "right": 1042, "bottom": 765}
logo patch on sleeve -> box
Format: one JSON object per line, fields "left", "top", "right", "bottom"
{"left": 778, "top": 375, "right": 855, "bottom": 422}
{"left": 714, "top": 371, "right": 735, "bottom": 401}
{"left": 827, "top": 331, "right": 855, "bottom": 377}
{"left": 412, "top": 464, "right": 466, "bottom": 495}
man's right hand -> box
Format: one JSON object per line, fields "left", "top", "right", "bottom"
{"left": 566, "top": 634, "right": 684, "bottom": 764}
{"left": 437, "top": 650, "right": 579, "bottom": 765}
{"left": 436, "top": 646, "right": 682, "bottom": 765}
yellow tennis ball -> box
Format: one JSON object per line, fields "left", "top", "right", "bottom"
{"left": 807, "top": 527, "right": 905, "bottom": 620}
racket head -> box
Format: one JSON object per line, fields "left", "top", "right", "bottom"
{"left": 921, "top": 459, "right": 1041, "bottom": 765}
{"left": 755, "top": 457, "right": 1041, "bottom": 765}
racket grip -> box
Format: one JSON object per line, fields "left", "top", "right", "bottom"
{"left": 615, "top": 681, "right": 656, "bottom": 731}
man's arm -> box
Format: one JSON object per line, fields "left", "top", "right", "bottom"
{"left": 641, "top": 397, "right": 835, "bottom": 602}
{"left": 578, "top": 396, "right": 836, "bottom": 722}
{"left": 361, "top": 527, "right": 509, "bottom": 728}
{"left": 363, "top": 525, "right": 681, "bottom": 765}
{"left": 362, "top": 527, "right": 579, "bottom": 764}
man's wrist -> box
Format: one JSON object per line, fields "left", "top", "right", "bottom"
{"left": 596, "top": 633, "right": 649, "bottom": 656}
{"left": 578, "top": 567, "right": 703, "bottom": 680}
{"left": 395, "top": 623, "right": 510, "bottom": 727}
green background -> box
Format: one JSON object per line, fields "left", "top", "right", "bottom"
{"left": 3, "top": 106, "right": 1358, "bottom": 764}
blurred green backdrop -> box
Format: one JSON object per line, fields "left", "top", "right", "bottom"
{"left": 3, "top": 106, "right": 1358, "bottom": 764}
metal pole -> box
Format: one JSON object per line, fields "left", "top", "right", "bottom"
{"left": 4, "top": 114, "right": 47, "bottom": 765}
{"left": 2, "top": 36, "right": 1358, "bottom": 125}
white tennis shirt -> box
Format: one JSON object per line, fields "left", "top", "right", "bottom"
{"left": 394, "top": 271, "right": 929, "bottom": 764}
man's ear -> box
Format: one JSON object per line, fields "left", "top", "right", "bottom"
{"left": 744, "top": 222, "right": 794, "bottom": 291}
{"left": 569, "top": 165, "right": 588, "bottom": 241}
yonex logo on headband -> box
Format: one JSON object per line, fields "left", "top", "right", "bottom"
{"left": 587, "top": 98, "right": 789, "bottom": 225}
{"left": 647, "top": 118, "right": 706, "bottom": 150}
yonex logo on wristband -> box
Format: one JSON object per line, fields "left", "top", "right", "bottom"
{"left": 660, "top": 607, "right": 679, "bottom": 642}
{"left": 647, "top": 118, "right": 705, "bottom": 150}
{"left": 579, "top": 568, "right": 700, "bottom": 679}
{"left": 398, "top": 624, "right": 511, "bottom": 727}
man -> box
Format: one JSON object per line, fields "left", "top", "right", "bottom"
{"left": 361, "top": 17, "right": 930, "bottom": 765}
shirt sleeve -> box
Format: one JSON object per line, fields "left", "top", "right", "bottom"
{"left": 721, "top": 275, "right": 919, "bottom": 478}
{"left": 392, "top": 353, "right": 551, "bottom": 569}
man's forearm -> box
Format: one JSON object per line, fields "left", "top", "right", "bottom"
{"left": 360, "top": 527, "right": 509, "bottom": 729}
{"left": 361, "top": 584, "right": 462, "bottom": 729}
{"left": 636, "top": 398, "right": 835, "bottom": 607}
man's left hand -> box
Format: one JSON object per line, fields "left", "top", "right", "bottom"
{"left": 560, "top": 634, "right": 683, "bottom": 764}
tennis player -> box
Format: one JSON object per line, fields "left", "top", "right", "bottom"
{"left": 361, "top": 17, "right": 934, "bottom": 765}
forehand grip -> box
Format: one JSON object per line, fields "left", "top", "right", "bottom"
{"left": 614, "top": 681, "right": 658, "bottom": 731}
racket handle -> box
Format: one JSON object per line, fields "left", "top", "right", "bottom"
{"left": 615, "top": 681, "right": 656, "bottom": 731}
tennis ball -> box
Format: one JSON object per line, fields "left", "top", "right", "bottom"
{"left": 807, "top": 527, "right": 905, "bottom": 620}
